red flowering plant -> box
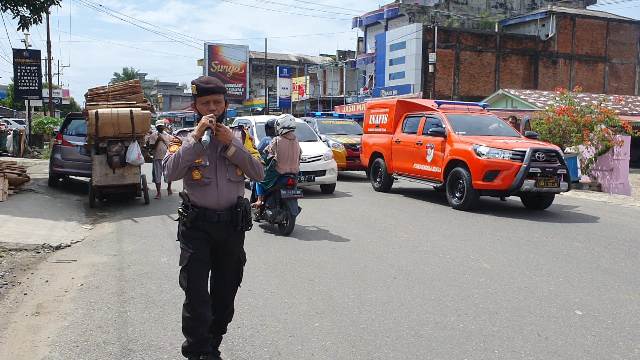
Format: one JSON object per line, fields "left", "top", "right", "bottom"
{"left": 532, "top": 87, "right": 639, "bottom": 176}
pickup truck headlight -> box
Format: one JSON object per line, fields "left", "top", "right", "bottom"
{"left": 322, "top": 149, "right": 334, "bottom": 161}
{"left": 473, "top": 145, "right": 514, "bottom": 160}
{"left": 327, "top": 139, "right": 345, "bottom": 152}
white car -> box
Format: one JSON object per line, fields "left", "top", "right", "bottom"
{"left": 1, "top": 118, "right": 27, "bottom": 130}
{"left": 232, "top": 115, "right": 338, "bottom": 194}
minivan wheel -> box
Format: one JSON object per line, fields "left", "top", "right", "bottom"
{"left": 370, "top": 158, "right": 394, "bottom": 192}
{"left": 48, "top": 173, "right": 61, "bottom": 187}
{"left": 446, "top": 167, "right": 479, "bottom": 210}
{"left": 520, "top": 193, "right": 555, "bottom": 210}
{"left": 320, "top": 183, "right": 336, "bottom": 194}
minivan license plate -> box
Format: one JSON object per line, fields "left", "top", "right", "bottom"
{"left": 298, "top": 175, "right": 315, "bottom": 183}
{"left": 536, "top": 177, "right": 559, "bottom": 188}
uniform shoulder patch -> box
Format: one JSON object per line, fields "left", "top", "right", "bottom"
{"left": 168, "top": 139, "right": 181, "bottom": 154}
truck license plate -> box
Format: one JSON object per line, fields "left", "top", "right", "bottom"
{"left": 536, "top": 177, "right": 559, "bottom": 188}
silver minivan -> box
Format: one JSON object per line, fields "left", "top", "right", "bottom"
{"left": 48, "top": 112, "right": 92, "bottom": 186}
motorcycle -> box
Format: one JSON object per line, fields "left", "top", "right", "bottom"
{"left": 252, "top": 174, "right": 302, "bottom": 236}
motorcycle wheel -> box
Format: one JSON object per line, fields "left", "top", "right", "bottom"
{"left": 277, "top": 203, "right": 296, "bottom": 236}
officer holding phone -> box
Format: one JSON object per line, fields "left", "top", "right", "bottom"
{"left": 163, "top": 76, "right": 264, "bottom": 360}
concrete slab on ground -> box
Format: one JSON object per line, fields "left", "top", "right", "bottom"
{"left": 0, "top": 157, "right": 94, "bottom": 249}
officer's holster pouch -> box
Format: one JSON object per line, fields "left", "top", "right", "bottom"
{"left": 234, "top": 196, "right": 253, "bottom": 232}
{"left": 178, "top": 191, "right": 198, "bottom": 228}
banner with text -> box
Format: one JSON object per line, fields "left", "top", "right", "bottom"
{"left": 13, "top": 48, "right": 42, "bottom": 101}
{"left": 276, "top": 66, "right": 292, "bottom": 110}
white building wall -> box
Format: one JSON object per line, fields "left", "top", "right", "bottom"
{"left": 385, "top": 23, "right": 423, "bottom": 91}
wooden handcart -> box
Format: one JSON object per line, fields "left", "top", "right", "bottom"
{"left": 88, "top": 109, "right": 150, "bottom": 208}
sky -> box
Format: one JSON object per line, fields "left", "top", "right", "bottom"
{"left": 0, "top": 0, "right": 638, "bottom": 103}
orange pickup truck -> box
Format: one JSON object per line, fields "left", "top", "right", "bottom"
{"left": 360, "top": 99, "right": 570, "bottom": 210}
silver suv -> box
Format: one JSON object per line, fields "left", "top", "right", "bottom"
{"left": 48, "top": 112, "right": 91, "bottom": 186}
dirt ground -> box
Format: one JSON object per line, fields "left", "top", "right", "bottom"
{"left": 0, "top": 246, "right": 53, "bottom": 301}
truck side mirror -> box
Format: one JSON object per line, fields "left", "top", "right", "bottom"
{"left": 427, "top": 127, "right": 446, "bottom": 138}
{"left": 524, "top": 131, "right": 539, "bottom": 140}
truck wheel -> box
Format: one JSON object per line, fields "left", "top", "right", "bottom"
{"left": 520, "top": 193, "right": 555, "bottom": 210}
{"left": 446, "top": 167, "right": 479, "bottom": 210}
{"left": 320, "top": 183, "right": 336, "bottom": 194}
{"left": 370, "top": 158, "right": 394, "bottom": 192}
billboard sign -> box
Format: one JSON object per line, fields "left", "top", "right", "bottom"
{"left": 276, "top": 66, "right": 292, "bottom": 110}
{"left": 204, "top": 43, "right": 249, "bottom": 101}
{"left": 291, "top": 76, "right": 308, "bottom": 102}
{"left": 13, "top": 48, "right": 42, "bottom": 101}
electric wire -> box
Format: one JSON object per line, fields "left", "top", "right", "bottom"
{"left": 219, "top": 0, "right": 352, "bottom": 20}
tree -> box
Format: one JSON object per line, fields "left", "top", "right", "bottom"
{"left": 0, "top": 0, "right": 61, "bottom": 31}
{"left": 110, "top": 67, "right": 140, "bottom": 84}
{"left": 59, "top": 96, "right": 81, "bottom": 117}
{"left": 0, "top": 83, "right": 25, "bottom": 111}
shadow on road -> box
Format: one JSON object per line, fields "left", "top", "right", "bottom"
{"left": 301, "top": 188, "right": 353, "bottom": 200}
{"left": 395, "top": 187, "right": 599, "bottom": 224}
{"left": 258, "top": 223, "right": 351, "bottom": 242}
{"left": 337, "top": 172, "right": 369, "bottom": 183}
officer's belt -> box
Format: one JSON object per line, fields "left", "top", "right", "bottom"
{"left": 192, "top": 205, "right": 234, "bottom": 223}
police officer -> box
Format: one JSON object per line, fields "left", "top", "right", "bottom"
{"left": 164, "top": 76, "right": 264, "bottom": 360}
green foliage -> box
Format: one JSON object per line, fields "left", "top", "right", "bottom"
{"left": 59, "top": 96, "right": 81, "bottom": 117}
{"left": 531, "top": 87, "right": 638, "bottom": 176}
{"left": 32, "top": 114, "right": 61, "bottom": 135}
{"left": 0, "top": 83, "right": 25, "bottom": 111}
{"left": 110, "top": 67, "right": 140, "bottom": 84}
{"left": 0, "top": 0, "right": 61, "bottom": 31}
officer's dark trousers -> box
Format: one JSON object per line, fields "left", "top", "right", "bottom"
{"left": 178, "top": 219, "right": 246, "bottom": 358}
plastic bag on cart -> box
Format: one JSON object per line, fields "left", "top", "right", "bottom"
{"left": 126, "top": 141, "right": 145, "bottom": 166}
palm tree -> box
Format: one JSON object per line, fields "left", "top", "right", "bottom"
{"left": 110, "top": 67, "right": 140, "bottom": 84}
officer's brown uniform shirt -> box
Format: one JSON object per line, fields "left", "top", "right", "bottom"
{"left": 163, "top": 132, "right": 264, "bottom": 210}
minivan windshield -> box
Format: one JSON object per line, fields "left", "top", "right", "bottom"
{"left": 255, "top": 121, "right": 319, "bottom": 142}
{"left": 446, "top": 114, "right": 520, "bottom": 137}
{"left": 316, "top": 119, "right": 363, "bottom": 135}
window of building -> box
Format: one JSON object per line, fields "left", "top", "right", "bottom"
{"left": 389, "top": 41, "right": 406, "bottom": 52}
{"left": 388, "top": 56, "right": 406, "bottom": 66}
{"left": 389, "top": 71, "right": 405, "bottom": 81}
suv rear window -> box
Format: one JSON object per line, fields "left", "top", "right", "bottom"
{"left": 64, "top": 118, "right": 87, "bottom": 136}
{"left": 446, "top": 114, "right": 520, "bottom": 137}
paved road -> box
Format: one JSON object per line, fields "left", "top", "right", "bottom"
{"left": 1, "top": 167, "right": 640, "bottom": 359}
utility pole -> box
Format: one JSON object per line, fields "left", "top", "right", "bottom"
{"left": 23, "top": 32, "right": 32, "bottom": 147}
{"left": 264, "top": 38, "right": 268, "bottom": 115}
{"left": 46, "top": 10, "right": 54, "bottom": 117}
{"left": 55, "top": 59, "right": 71, "bottom": 90}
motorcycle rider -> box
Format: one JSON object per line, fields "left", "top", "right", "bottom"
{"left": 252, "top": 114, "right": 301, "bottom": 208}
{"left": 257, "top": 118, "right": 276, "bottom": 155}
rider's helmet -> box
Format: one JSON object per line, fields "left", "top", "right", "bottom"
{"left": 265, "top": 118, "right": 277, "bottom": 138}
{"left": 275, "top": 114, "right": 296, "bottom": 136}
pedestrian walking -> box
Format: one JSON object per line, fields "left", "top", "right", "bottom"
{"left": 163, "top": 76, "right": 264, "bottom": 360}
{"left": 148, "top": 119, "right": 174, "bottom": 199}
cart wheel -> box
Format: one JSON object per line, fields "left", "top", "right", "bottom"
{"left": 141, "top": 174, "right": 150, "bottom": 205}
{"left": 89, "top": 185, "right": 96, "bottom": 208}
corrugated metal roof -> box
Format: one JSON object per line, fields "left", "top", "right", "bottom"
{"left": 502, "top": 88, "right": 640, "bottom": 115}
{"left": 249, "top": 51, "right": 333, "bottom": 64}
{"left": 500, "top": 6, "right": 635, "bottom": 26}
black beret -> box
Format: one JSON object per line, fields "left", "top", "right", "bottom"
{"left": 191, "top": 76, "right": 227, "bottom": 98}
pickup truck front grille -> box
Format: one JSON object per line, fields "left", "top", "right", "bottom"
{"left": 510, "top": 150, "right": 527, "bottom": 162}
{"left": 530, "top": 149, "right": 561, "bottom": 164}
